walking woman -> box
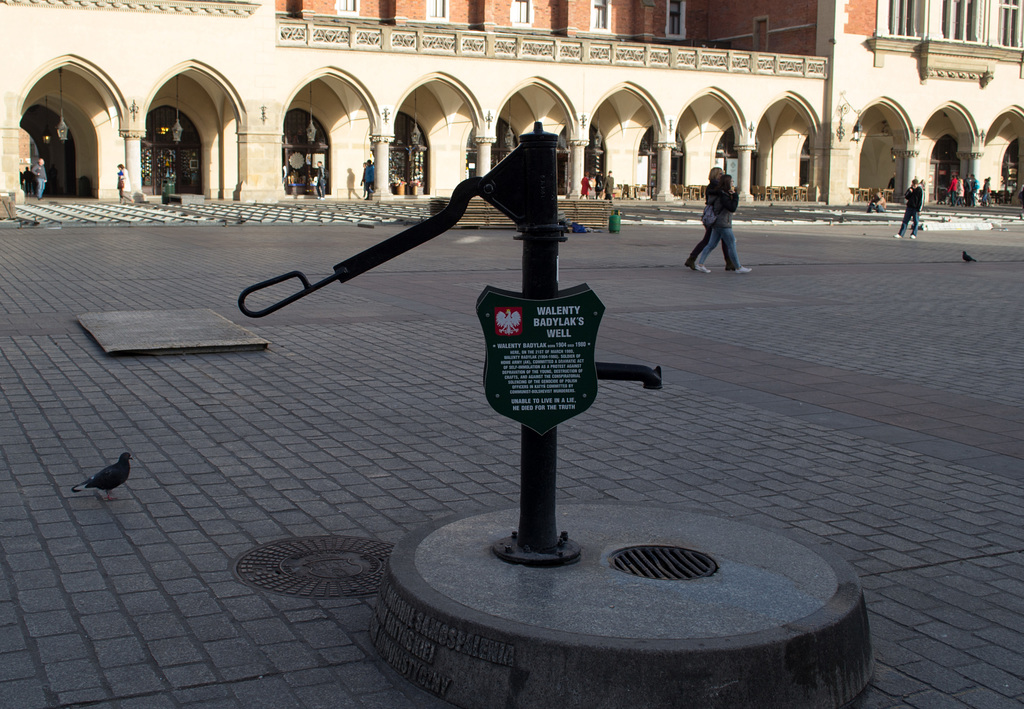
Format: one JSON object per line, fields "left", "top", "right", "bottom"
{"left": 695, "top": 174, "right": 752, "bottom": 274}
{"left": 117, "top": 164, "right": 131, "bottom": 204}
{"left": 685, "top": 167, "right": 735, "bottom": 271}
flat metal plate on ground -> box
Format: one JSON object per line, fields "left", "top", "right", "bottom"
{"left": 78, "top": 309, "right": 269, "bottom": 355}
{"left": 234, "top": 536, "right": 394, "bottom": 598}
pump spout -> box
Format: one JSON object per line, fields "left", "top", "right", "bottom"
{"left": 596, "top": 362, "right": 663, "bottom": 390}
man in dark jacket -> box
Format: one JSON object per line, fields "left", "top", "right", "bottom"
{"left": 362, "top": 160, "right": 375, "bottom": 200}
{"left": 31, "top": 158, "right": 47, "bottom": 199}
{"left": 894, "top": 178, "right": 923, "bottom": 239}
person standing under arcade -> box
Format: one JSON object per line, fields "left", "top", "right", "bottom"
{"left": 32, "top": 157, "right": 47, "bottom": 199}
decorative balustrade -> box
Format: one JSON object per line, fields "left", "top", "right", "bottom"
{"left": 279, "top": 18, "right": 829, "bottom": 79}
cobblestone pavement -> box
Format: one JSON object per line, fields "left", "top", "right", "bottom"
{"left": 0, "top": 215, "right": 1022, "bottom": 708}
{"left": 6, "top": 200, "right": 429, "bottom": 229}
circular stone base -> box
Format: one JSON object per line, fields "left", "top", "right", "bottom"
{"left": 370, "top": 504, "right": 873, "bottom": 709}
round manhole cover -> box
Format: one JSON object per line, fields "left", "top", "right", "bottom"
{"left": 609, "top": 545, "right": 718, "bottom": 580}
{"left": 234, "top": 536, "right": 394, "bottom": 598}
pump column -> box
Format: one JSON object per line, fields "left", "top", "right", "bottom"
{"left": 496, "top": 123, "right": 579, "bottom": 565}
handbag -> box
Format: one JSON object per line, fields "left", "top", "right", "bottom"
{"left": 701, "top": 202, "right": 718, "bottom": 227}
{"left": 117, "top": 177, "right": 125, "bottom": 190}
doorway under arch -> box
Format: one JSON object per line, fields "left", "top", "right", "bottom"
{"left": 282, "top": 109, "right": 329, "bottom": 197}
{"left": 930, "top": 135, "right": 959, "bottom": 202}
{"left": 389, "top": 112, "right": 428, "bottom": 195}
{"left": 1002, "top": 139, "right": 1019, "bottom": 193}
{"left": 143, "top": 106, "right": 202, "bottom": 196}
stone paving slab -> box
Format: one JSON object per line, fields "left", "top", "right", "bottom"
{"left": 0, "top": 216, "right": 1023, "bottom": 707}
{"left": 78, "top": 309, "right": 269, "bottom": 355}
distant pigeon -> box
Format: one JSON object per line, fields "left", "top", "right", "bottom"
{"left": 962, "top": 251, "right": 977, "bottom": 262}
{"left": 72, "top": 452, "right": 132, "bottom": 500}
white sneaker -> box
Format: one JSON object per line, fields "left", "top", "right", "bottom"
{"left": 909, "top": 234, "right": 916, "bottom": 239}
{"left": 735, "top": 267, "right": 752, "bottom": 273}
{"left": 893, "top": 234, "right": 902, "bottom": 238}
{"left": 695, "top": 264, "right": 711, "bottom": 273}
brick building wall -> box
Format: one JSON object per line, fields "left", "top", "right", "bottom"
{"left": 844, "top": 0, "right": 876, "bottom": 36}
{"left": 277, "top": 0, "right": 706, "bottom": 42}
{"left": 706, "top": 0, "right": 818, "bottom": 53}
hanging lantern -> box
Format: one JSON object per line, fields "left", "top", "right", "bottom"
{"left": 173, "top": 75, "right": 183, "bottom": 143}
{"left": 306, "top": 84, "right": 316, "bottom": 143}
{"left": 57, "top": 68, "right": 68, "bottom": 143}
{"left": 410, "top": 90, "right": 427, "bottom": 153}
{"left": 410, "top": 123, "right": 426, "bottom": 153}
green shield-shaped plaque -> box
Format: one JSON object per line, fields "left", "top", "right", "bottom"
{"left": 477, "top": 283, "right": 605, "bottom": 434}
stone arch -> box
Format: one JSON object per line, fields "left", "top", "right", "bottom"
{"left": 285, "top": 69, "right": 380, "bottom": 199}
{"left": 921, "top": 103, "right": 980, "bottom": 201}
{"left": 390, "top": 74, "right": 483, "bottom": 197}
{"left": 674, "top": 89, "right": 745, "bottom": 190}
{"left": 591, "top": 83, "right": 666, "bottom": 195}
{"left": 855, "top": 98, "right": 913, "bottom": 194}
{"left": 490, "top": 80, "right": 574, "bottom": 192}
{"left": 18, "top": 56, "right": 128, "bottom": 197}
{"left": 983, "top": 107, "right": 1024, "bottom": 195}
{"left": 750, "top": 93, "right": 820, "bottom": 190}
{"left": 144, "top": 63, "right": 247, "bottom": 199}
{"left": 494, "top": 79, "right": 574, "bottom": 140}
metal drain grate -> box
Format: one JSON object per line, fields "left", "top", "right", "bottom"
{"left": 234, "top": 536, "right": 394, "bottom": 598}
{"left": 609, "top": 545, "right": 718, "bottom": 580}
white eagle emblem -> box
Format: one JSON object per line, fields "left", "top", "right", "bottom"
{"left": 495, "top": 307, "right": 522, "bottom": 335}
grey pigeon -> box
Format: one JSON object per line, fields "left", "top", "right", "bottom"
{"left": 962, "top": 251, "right": 977, "bottom": 262}
{"left": 72, "top": 452, "right": 132, "bottom": 500}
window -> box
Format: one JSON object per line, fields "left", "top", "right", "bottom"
{"left": 942, "top": 0, "right": 978, "bottom": 40}
{"left": 511, "top": 0, "right": 530, "bottom": 24}
{"left": 667, "top": 0, "right": 684, "bottom": 36}
{"left": 592, "top": 0, "right": 609, "bottom": 30}
{"left": 335, "top": 0, "right": 357, "bottom": 12}
{"left": 889, "top": 0, "right": 919, "bottom": 36}
{"left": 427, "top": 0, "right": 447, "bottom": 20}
{"left": 1000, "top": 0, "right": 1022, "bottom": 45}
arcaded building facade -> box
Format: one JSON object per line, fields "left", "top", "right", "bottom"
{"left": 1, "top": 0, "right": 1022, "bottom": 204}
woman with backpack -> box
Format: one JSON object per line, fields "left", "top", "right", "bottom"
{"left": 684, "top": 167, "right": 736, "bottom": 271}
{"left": 694, "top": 174, "right": 752, "bottom": 274}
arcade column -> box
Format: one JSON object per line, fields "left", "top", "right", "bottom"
{"left": 568, "top": 140, "right": 587, "bottom": 198}
{"left": 899, "top": 149, "right": 919, "bottom": 198}
{"left": 475, "top": 137, "right": 495, "bottom": 176}
{"left": 120, "top": 130, "right": 144, "bottom": 202}
{"left": 737, "top": 145, "right": 754, "bottom": 202}
{"left": 2, "top": 125, "right": 23, "bottom": 202}
{"left": 372, "top": 136, "right": 392, "bottom": 201}
{"left": 655, "top": 142, "right": 674, "bottom": 201}
{"left": 236, "top": 129, "right": 286, "bottom": 202}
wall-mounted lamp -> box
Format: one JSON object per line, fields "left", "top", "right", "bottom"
{"left": 835, "top": 92, "right": 860, "bottom": 144}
